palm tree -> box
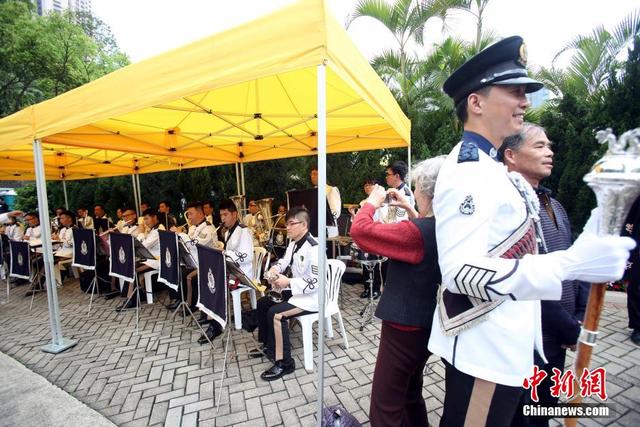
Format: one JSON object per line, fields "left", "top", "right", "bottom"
{"left": 347, "top": 0, "right": 467, "bottom": 112}
{"left": 536, "top": 9, "right": 640, "bottom": 100}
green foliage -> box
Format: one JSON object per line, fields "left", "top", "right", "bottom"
{"left": 0, "top": 0, "right": 129, "bottom": 117}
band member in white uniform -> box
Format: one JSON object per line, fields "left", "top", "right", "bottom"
{"left": 116, "top": 208, "right": 164, "bottom": 311}
{"left": 168, "top": 201, "right": 218, "bottom": 312}
{"left": 310, "top": 166, "right": 341, "bottom": 238}
{"left": 430, "top": 36, "right": 635, "bottom": 426}
{"left": 198, "top": 199, "right": 254, "bottom": 344}
{"left": 51, "top": 210, "right": 76, "bottom": 285}
{"left": 251, "top": 207, "right": 319, "bottom": 381}
{"left": 2, "top": 215, "right": 24, "bottom": 241}
{"left": 76, "top": 207, "right": 94, "bottom": 230}
{"left": 380, "top": 160, "right": 415, "bottom": 224}
{"left": 23, "top": 212, "right": 42, "bottom": 241}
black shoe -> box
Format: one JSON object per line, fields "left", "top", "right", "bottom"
{"left": 197, "top": 312, "right": 212, "bottom": 325}
{"left": 249, "top": 346, "right": 268, "bottom": 359}
{"left": 372, "top": 291, "right": 381, "bottom": 300}
{"left": 261, "top": 359, "right": 295, "bottom": 381}
{"left": 631, "top": 330, "right": 640, "bottom": 346}
{"left": 198, "top": 323, "right": 222, "bottom": 344}
{"left": 360, "top": 289, "right": 370, "bottom": 299}
{"left": 103, "top": 291, "right": 120, "bottom": 300}
{"left": 115, "top": 298, "right": 138, "bottom": 312}
{"left": 166, "top": 300, "right": 180, "bottom": 310}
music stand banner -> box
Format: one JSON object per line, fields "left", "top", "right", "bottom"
{"left": 158, "top": 231, "right": 179, "bottom": 291}
{"left": 72, "top": 228, "right": 96, "bottom": 270}
{"left": 9, "top": 241, "right": 30, "bottom": 280}
{"left": 109, "top": 233, "right": 135, "bottom": 282}
{"left": 196, "top": 244, "right": 227, "bottom": 328}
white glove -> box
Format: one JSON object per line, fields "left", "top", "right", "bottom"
{"left": 560, "top": 233, "right": 635, "bottom": 283}
{"left": 582, "top": 207, "right": 601, "bottom": 236}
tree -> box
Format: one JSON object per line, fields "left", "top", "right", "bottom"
{"left": 0, "top": 1, "right": 129, "bottom": 117}
{"left": 536, "top": 9, "right": 639, "bottom": 101}
{"left": 347, "top": 0, "right": 466, "bottom": 112}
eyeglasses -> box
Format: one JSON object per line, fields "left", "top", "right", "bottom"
{"left": 285, "top": 221, "right": 302, "bottom": 227}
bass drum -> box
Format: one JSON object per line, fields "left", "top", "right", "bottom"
{"left": 350, "top": 242, "right": 384, "bottom": 263}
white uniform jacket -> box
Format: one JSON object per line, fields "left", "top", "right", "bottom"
{"left": 379, "top": 182, "right": 415, "bottom": 224}
{"left": 179, "top": 220, "right": 218, "bottom": 267}
{"left": 25, "top": 224, "right": 42, "bottom": 241}
{"left": 54, "top": 226, "right": 74, "bottom": 258}
{"left": 273, "top": 233, "right": 320, "bottom": 312}
{"left": 137, "top": 224, "right": 164, "bottom": 259}
{"left": 5, "top": 223, "right": 24, "bottom": 241}
{"left": 78, "top": 216, "right": 94, "bottom": 230}
{"left": 222, "top": 222, "right": 254, "bottom": 279}
{"left": 429, "top": 132, "right": 563, "bottom": 387}
{"left": 121, "top": 223, "right": 140, "bottom": 238}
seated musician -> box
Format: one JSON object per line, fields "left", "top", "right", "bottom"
{"left": 2, "top": 214, "right": 24, "bottom": 241}
{"left": 23, "top": 212, "right": 41, "bottom": 241}
{"left": 250, "top": 206, "right": 319, "bottom": 381}
{"left": 76, "top": 207, "right": 94, "bottom": 230}
{"left": 116, "top": 208, "right": 164, "bottom": 311}
{"left": 197, "top": 199, "right": 254, "bottom": 344}
{"left": 51, "top": 210, "right": 76, "bottom": 285}
{"left": 168, "top": 201, "right": 218, "bottom": 311}
{"left": 104, "top": 207, "right": 139, "bottom": 300}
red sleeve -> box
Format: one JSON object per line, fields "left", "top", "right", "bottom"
{"left": 349, "top": 203, "right": 424, "bottom": 264}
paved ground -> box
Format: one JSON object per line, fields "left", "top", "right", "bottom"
{"left": 0, "top": 279, "right": 638, "bottom": 426}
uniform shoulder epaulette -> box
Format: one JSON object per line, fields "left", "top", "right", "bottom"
{"left": 458, "top": 140, "right": 479, "bottom": 163}
{"left": 305, "top": 234, "right": 318, "bottom": 246}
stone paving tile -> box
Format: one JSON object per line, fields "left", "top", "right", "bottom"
{"left": 1, "top": 281, "right": 638, "bottom": 426}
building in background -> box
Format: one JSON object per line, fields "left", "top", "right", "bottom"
{"left": 34, "top": 0, "right": 91, "bottom": 15}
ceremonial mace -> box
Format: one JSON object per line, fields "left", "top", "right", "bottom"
{"left": 565, "top": 128, "right": 640, "bottom": 427}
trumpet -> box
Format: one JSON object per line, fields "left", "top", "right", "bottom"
{"left": 264, "top": 270, "right": 284, "bottom": 303}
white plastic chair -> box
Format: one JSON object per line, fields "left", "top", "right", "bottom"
{"left": 298, "top": 259, "right": 349, "bottom": 372}
{"left": 230, "top": 246, "right": 266, "bottom": 330}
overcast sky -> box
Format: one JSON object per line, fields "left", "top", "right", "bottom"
{"left": 92, "top": 0, "right": 638, "bottom": 70}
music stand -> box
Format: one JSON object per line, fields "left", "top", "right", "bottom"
{"left": 72, "top": 228, "right": 102, "bottom": 315}
{"left": 146, "top": 232, "right": 216, "bottom": 355}
{"left": 109, "top": 233, "right": 143, "bottom": 333}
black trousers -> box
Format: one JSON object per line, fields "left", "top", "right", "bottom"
{"left": 369, "top": 322, "right": 431, "bottom": 427}
{"left": 440, "top": 360, "right": 524, "bottom": 427}
{"left": 256, "top": 291, "right": 314, "bottom": 361}
{"left": 628, "top": 276, "right": 640, "bottom": 330}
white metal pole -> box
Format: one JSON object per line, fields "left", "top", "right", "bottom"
{"left": 407, "top": 145, "right": 412, "bottom": 187}
{"left": 235, "top": 163, "right": 241, "bottom": 196}
{"left": 315, "top": 62, "right": 328, "bottom": 426}
{"left": 62, "top": 179, "right": 69, "bottom": 210}
{"left": 136, "top": 173, "right": 142, "bottom": 210}
{"left": 240, "top": 162, "right": 246, "bottom": 196}
{"left": 132, "top": 174, "right": 140, "bottom": 216}
{"left": 33, "top": 139, "right": 77, "bottom": 354}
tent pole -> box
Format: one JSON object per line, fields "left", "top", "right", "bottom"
{"left": 136, "top": 173, "right": 142, "bottom": 210}
{"left": 235, "top": 163, "right": 241, "bottom": 195}
{"left": 33, "top": 139, "right": 77, "bottom": 354}
{"left": 240, "top": 162, "right": 246, "bottom": 196}
{"left": 407, "top": 145, "right": 412, "bottom": 187}
{"left": 131, "top": 174, "right": 140, "bottom": 216}
{"left": 315, "top": 61, "right": 328, "bottom": 427}
{"left": 62, "top": 179, "right": 69, "bottom": 210}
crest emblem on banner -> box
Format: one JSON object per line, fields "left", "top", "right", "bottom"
{"left": 17, "top": 253, "right": 24, "bottom": 266}
{"left": 207, "top": 268, "right": 216, "bottom": 294}
{"left": 165, "top": 247, "right": 172, "bottom": 268}
{"left": 80, "top": 240, "right": 88, "bottom": 256}
{"left": 118, "top": 246, "right": 126, "bottom": 264}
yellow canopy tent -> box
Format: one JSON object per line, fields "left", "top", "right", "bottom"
{"left": 0, "top": 1, "right": 410, "bottom": 417}
{"left": 0, "top": 0, "right": 409, "bottom": 180}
